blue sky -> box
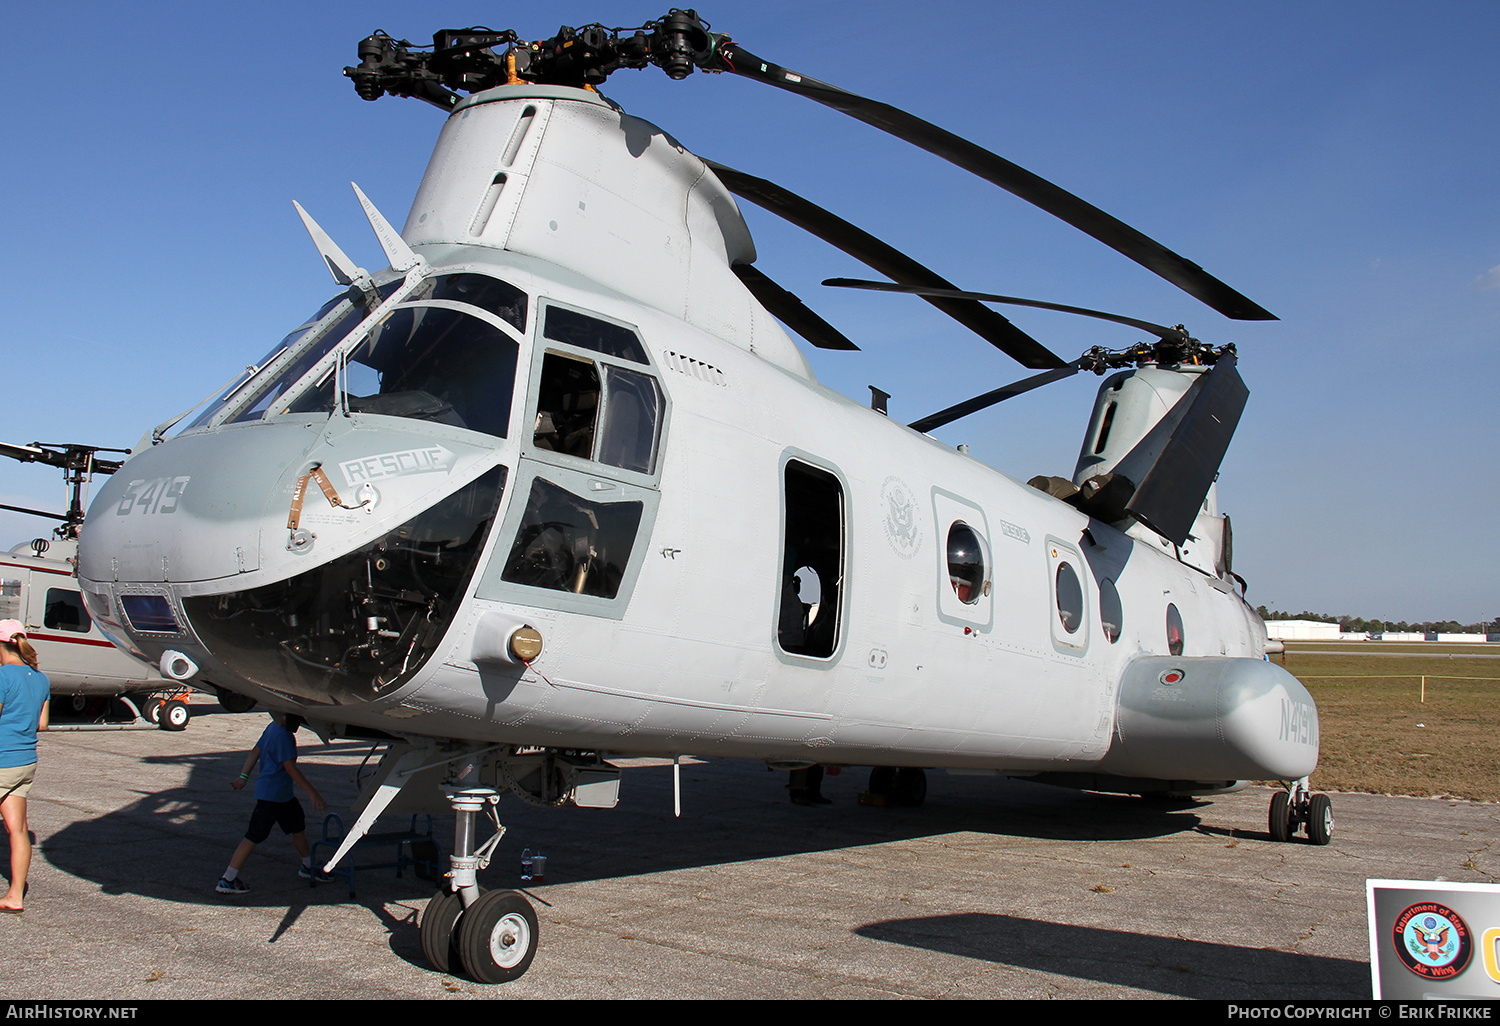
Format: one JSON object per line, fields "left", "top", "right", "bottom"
{"left": 2, "top": 1, "right": 1496, "bottom": 624}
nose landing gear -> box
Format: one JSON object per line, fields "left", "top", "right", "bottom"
{"left": 1268, "top": 778, "right": 1333, "bottom": 845}
{"left": 419, "top": 787, "right": 540, "bottom": 983}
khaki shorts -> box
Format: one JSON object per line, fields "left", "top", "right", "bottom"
{"left": 0, "top": 762, "right": 37, "bottom": 800}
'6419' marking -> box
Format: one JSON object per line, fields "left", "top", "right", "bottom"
{"left": 115, "top": 476, "right": 191, "bottom": 516}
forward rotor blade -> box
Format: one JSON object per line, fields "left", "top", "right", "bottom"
{"left": 713, "top": 41, "right": 1275, "bottom": 322}
{"left": 732, "top": 265, "right": 858, "bottom": 350}
{"left": 909, "top": 360, "right": 1089, "bottom": 434}
{"left": 0, "top": 502, "right": 66, "bottom": 523}
{"left": 706, "top": 161, "right": 1065, "bottom": 369}
{"left": 1124, "top": 354, "right": 1249, "bottom": 546}
{"left": 823, "top": 278, "right": 1188, "bottom": 341}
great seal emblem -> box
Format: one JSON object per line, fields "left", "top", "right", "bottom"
{"left": 880, "top": 476, "right": 922, "bottom": 559}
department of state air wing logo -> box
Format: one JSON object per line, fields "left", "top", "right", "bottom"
{"left": 880, "top": 476, "right": 921, "bottom": 559}
{"left": 1393, "top": 902, "right": 1472, "bottom": 979}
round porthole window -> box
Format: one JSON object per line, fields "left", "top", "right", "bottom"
{"left": 1055, "top": 562, "right": 1083, "bottom": 633}
{"left": 1166, "top": 602, "right": 1185, "bottom": 656}
{"left": 947, "top": 523, "right": 987, "bottom": 606}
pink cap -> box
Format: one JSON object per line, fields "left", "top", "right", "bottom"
{"left": 0, "top": 619, "right": 26, "bottom": 640}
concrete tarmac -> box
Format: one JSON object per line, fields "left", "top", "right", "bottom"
{"left": 3, "top": 696, "right": 1496, "bottom": 1000}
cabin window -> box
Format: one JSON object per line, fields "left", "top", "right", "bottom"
{"left": 778, "top": 461, "right": 844, "bottom": 659}
{"left": 1099, "top": 578, "right": 1123, "bottom": 644}
{"left": 0, "top": 578, "right": 19, "bottom": 622}
{"left": 1055, "top": 562, "right": 1084, "bottom": 634}
{"left": 501, "top": 477, "right": 644, "bottom": 599}
{"left": 43, "top": 588, "right": 91, "bottom": 633}
{"left": 946, "top": 523, "right": 987, "bottom": 605}
{"left": 1166, "top": 603, "right": 1185, "bottom": 656}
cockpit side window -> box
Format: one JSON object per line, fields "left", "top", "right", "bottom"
{"left": 528, "top": 305, "right": 665, "bottom": 479}
{"left": 501, "top": 477, "right": 644, "bottom": 599}
{"left": 544, "top": 306, "right": 649, "bottom": 364}
{"left": 533, "top": 352, "right": 600, "bottom": 459}
{"left": 597, "top": 366, "right": 663, "bottom": 475}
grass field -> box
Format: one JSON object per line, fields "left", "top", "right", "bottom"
{"left": 1280, "top": 643, "right": 1500, "bottom": 801}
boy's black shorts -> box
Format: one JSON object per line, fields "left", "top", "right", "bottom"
{"left": 245, "top": 797, "right": 306, "bottom": 843}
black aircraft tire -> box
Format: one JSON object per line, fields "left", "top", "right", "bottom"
{"left": 1268, "top": 791, "right": 1292, "bottom": 843}
{"left": 216, "top": 688, "right": 257, "bottom": 714}
{"left": 143, "top": 699, "right": 164, "bottom": 725}
{"left": 1307, "top": 793, "right": 1334, "bottom": 846}
{"left": 892, "top": 767, "right": 928, "bottom": 808}
{"left": 868, "top": 766, "right": 896, "bottom": 797}
{"left": 457, "top": 890, "right": 538, "bottom": 984}
{"left": 421, "top": 890, "right": 468, "bottom": 976}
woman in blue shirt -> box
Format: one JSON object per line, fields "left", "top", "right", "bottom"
{"left": 0, "top": 618, "right": 49, "bottom": 914}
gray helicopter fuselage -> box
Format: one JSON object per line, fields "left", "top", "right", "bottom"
{"left": 75, "top": 85, "right": 1317, "bottom": 785}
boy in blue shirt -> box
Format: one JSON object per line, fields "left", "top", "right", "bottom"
{"left": 216, "top": 713, "right": 328, "bottom": 894}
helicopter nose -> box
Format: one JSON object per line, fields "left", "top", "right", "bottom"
{"left": 78, "top": 419, "right": 509, "bottom": 705}
{"left": 79, "top": 420, "right": 497, "bottom": 586}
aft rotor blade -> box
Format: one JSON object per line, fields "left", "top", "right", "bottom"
{"left": 713, "top": 41, "right": 1276, "bottom": 322}
{"left": 909, "top": 359, "right": 1089, "bottom": 434}
{"left": 1124, "top": 354, "right": 1249, "bottom": 546}
{"left": 823, "top": 278, "right": 1189, "bottom": 341}
{"left": 732, "top": 265, "right": 859, "bottom": 350}
{"left": 706, "top": 161, "right": 1066, "bottom": 369}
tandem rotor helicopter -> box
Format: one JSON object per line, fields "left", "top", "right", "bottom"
{"left": 75, "top": 10, "right": 1327, "bottom": 983}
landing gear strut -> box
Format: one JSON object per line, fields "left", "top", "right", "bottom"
{"left": 1268, "top": 778, "right": 1333, "bottom": 845}
{"left": 419, "top": 787, "right": 539, "bottom": 983}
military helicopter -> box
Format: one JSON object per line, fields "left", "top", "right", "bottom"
{"left": 75, "top": 10, "right": 1327, "bottom": 983}
{"left": 1, "top": 441, "right": 260, "bottom": 728}
{"left": 0, "top": 442, "right": 195, "bottom": 728}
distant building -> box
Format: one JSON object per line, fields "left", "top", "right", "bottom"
{"left": 1265, "top": 620, "right": 1344, "bottom": 641}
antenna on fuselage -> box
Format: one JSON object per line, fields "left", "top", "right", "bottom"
{"left": 352, "top": 182, "right": 419, "bottom": 272}
{"left": 293, "top": 200, "right": 367, "bottom": 286}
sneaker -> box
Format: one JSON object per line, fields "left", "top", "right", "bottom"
{"left": 216, "top": 877, "right": 249, "bottom": 895}
{"left": 298, "top": 865, "right": 334, "bottom": 883}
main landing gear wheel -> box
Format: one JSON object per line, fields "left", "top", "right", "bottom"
{"left": 892, "top": 767, "right": 927, "bottom": 807}
{"left": 1268, "top": 790, "right": 1292, "bottom": 843}
{"left": 143, "top": 699, "right": 165, "bottom": 726}
{"left": 160, "top": 699, "right": 190, "bottom": 731}
{"left": 456, "top": 889, "right": 539, "bottom": 984}
{"left": 868, "top": 767, "right": 928, "bottom": 807}
{"left": 421, "top": 889, "right": 468, "bottom": 976}
{"left": 1307, "top": 793, "right": 1334, "bottom": 846}
{"left": 215, "top": 688, "right": 257, "bottom": 714}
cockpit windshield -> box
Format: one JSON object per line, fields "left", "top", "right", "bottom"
{"left": 285, "top": 303, "right": 520, "bottom": 438}
{"left": 185, "top": 291, "right": 358, "bottom": 431}
{"left": 203, "top": 279, "right": 402, "bottom": 427}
